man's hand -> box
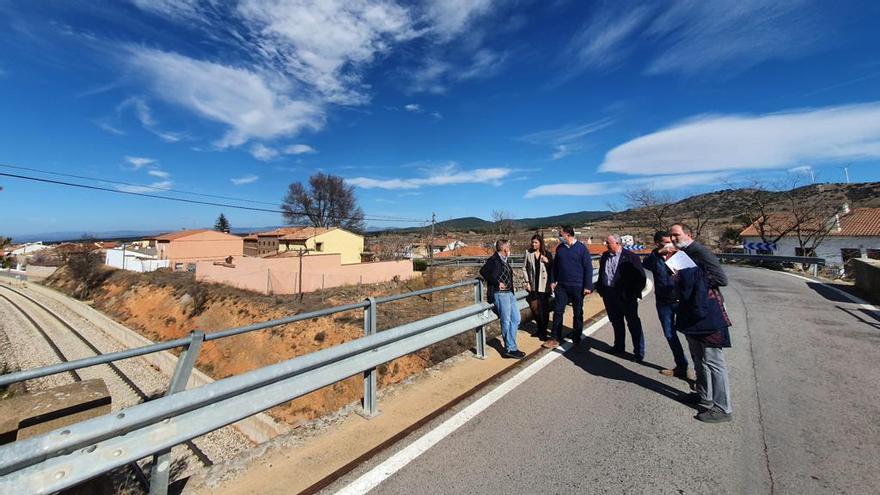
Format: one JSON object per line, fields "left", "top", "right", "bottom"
{"left": 525, "top": 283, "right": 531, "bottom": 292}
{"left": 583, "top": 289, "right": 592, "bottom": 296}
{"left": 551, "top": 282, "right": 557, "bottom": 291}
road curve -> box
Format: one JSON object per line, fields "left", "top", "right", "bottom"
{"left": 327, "top": 266, "right": 880, "bottom": 495}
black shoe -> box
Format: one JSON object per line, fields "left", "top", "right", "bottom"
{"left": 609, "top": 347, "right": 626, "bottom": 356}
{"left": 695, "top": 407, "right": 733, "bottom": 423}
{"left": 633, "top": 355, "right": 645, "bottom": 364}
{"left": 504, "top": 349, "right": 526, "bottom": 359}
{"left": 681, "top": 392, "right": 713, "bottom": 408}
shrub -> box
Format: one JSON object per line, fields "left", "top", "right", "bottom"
{"left": 314, "top": 331, "right": 326, "bottom": 343}
{"left": 413, "top": 259, "right": 428, "bottom": 271}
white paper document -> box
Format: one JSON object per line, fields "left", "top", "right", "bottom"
{"left": 664, "top": 250, "right": 698, "bottom": 273}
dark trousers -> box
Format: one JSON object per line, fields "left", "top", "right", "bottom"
{"left": 528, "top": 291, "right": 550, "bottom": 336}
{"left": 552, "top": 285, "right": 584, "bottom": 344}
{"left": 602, "top": 287, "right": 645, "bottom": 359}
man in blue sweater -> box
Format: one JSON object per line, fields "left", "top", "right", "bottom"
{"left": 545, "top": 226, "right": 593, "bottom": 349}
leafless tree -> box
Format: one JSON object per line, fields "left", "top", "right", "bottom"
{"left": 281, "top": 172, "right": 365, "bottom": 233}
{"left": 623, "top": 188, "right": 674, "bottom": 232}
{"left": 491, "top": 210, "right": 517, "bottom": 237}
{"left": 370, "top": 235, "right": 407, "bottom": 261}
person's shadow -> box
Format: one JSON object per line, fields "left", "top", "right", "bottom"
{"left": 564, "top": 336, "right": 700, "bottom": 410}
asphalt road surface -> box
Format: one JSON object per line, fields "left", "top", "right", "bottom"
{"left": 328, "top": 266, "right": 880, "bottom": 494}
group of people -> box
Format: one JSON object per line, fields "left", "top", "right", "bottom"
{"left": 479, "top": 224, "right": 733, "bottom": 423}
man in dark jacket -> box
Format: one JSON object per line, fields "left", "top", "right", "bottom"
{"left": 597, "top": 234, "right": 647, "bottom": 362}
{"left": 670, "top": 223, "right": 733, "bottom": 423}
{"left": 642, "top": 231, "right": 691, "bottom": 379}
{"left": 546, "top": 226, "right": 593, "bottom": 349}
{"left": 479, "top": 239, "right": 524, "bottom": 359}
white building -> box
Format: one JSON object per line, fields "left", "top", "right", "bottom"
{"left": 10, "top": 242, "right": 50, "bottom": 256}
{"left": 741, "top": 207, "right": 880, "bottom": 265}
{"left": 105, "top": 247, "right": 169, "bottom": 272}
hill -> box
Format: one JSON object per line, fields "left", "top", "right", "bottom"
{"left": 374, "top": 210, "right": 612, "bottom": 234}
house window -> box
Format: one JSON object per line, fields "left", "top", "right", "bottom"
{"left": 187, "top": 263, "right": 196, "bottom": 272}
{"left": 315, "top": 242, "right": 323, "bottom": 252}
{"left": 867, "top": 249, "right": 880, "bottom": 260}
{"left": 174, "top": 262, "right": 184, "bottom": 271}
{"left": 841, "top": 248, "right": 861, "bottom": 265}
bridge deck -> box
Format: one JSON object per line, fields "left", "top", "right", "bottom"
{"left": 322, "top": 267, "right": 880, "bottom": 494}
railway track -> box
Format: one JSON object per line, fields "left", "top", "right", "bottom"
{"left": 0, "top": 284, "right": 213, "bottom": 481}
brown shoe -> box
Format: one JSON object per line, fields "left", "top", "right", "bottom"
{"left": 542, "top": 339, "right": 559, "bottom": 349}
{"left": 659, "top": 368, "right": 676, "bottom": 377}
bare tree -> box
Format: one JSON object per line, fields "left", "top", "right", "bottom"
{"left": 491, "top": 210, "right": 517, "bottom": 237}
{"left": 281, "top": 172, "right": 365, "bottom": 233}
{"left": 623, "top": 188, "right": 674, "bottom": 232}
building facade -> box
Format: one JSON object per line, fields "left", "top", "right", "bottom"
{"left": 149, "top": 229, "right": 244, "bottom": 271}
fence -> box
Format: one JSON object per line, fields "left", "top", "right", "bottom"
{"left": 717, "top": 252, "right": 826, "bottom": 276}
{"left": 0, "top": 278, "right": 516, "bottom": 495}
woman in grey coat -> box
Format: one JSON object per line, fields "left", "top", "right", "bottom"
{"left": 523, "top": 234, "right": 554, "bottom": 340}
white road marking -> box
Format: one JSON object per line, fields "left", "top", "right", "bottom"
{"left": 336, "top": 278, "right": 653, "bottom": 495}
{"left": 777, "top": 270, "right": 879, "bottom": 312}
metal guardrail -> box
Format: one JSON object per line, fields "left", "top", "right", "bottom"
{"left": 717, "top": 253, "right": 826, "bottom": 276}
{"left": 0, "top": 278, "right": 519, "bottom": 494}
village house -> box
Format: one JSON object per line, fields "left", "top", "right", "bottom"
{"left": 740, "top": 206, "right": 880, "bottom": 265}
{"left": 243, "top": 226, "right": 365, "bottom": 264}
{"left": 148, "top": 229, "right": 243, "bottom": 271}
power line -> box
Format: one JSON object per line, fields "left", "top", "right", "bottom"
{"left": 0, "top": 171, "right": 429, "bottom": 224}
{"left": 0, "top": 163, "right": 280, "bottom": 207}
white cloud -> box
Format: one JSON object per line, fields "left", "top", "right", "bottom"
{"left": 118, "top": 96, "right": 183, "bottom": 142}
{"left": 347, "top": 164, "right": 512, "bottom": 190}
{"left": 231, "top": 174, "right": 260, "bottom": 185}
{"left": 124, "top": 156, "right": 156, "bottom": 169}
{"left": 788, "top": 165, "right": 812, "bottom": 174}
{"left": 147, "top": 169, "right": 170, "bottom": 179}
{"left": 116, "top": 180, "right": 173, "bottom": 194}
{"left": 283, "top": 143, "right": 316, "bottom": 155}
{"left": 524, "top": 172, "right": 729, "bottom": 199}
{"left": 422, "top": 0, "right": 494, "bottom": 40}
{"left": 250, "top": 143, "right": 279, "bottom": 161}
{"left": 600, "top": 102, "right": 880, "bottom": 175}
{"left": 520, "top": 117, "right": 616, "bottom": 160}
{"left": 404, "top": 103, "right": 421, "bottom": 112}
{"left": 410, "top": 49, "right": 505, "bottom": 93}
{"left": 95, "top": 120, "right": 125, "bottom": 135}
{"left": 128, "top": 47, "right": 324, "bottom": 148}
{"left": 565, "top": 0, "right": 827, "bottom": 76}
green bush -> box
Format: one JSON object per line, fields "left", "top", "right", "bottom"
{"left": 413, "top": 259, "right": 428, "bottom": 271}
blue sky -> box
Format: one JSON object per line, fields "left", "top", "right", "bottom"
{"left": 2, "top": 0, "right": 880, "bottom": 237}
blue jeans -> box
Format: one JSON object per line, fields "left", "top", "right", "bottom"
{"left": 656, "top": 303, "right": 689, "bottom": 370}
{"left": 494, "top": 291, "right": 521, "bottom": 352}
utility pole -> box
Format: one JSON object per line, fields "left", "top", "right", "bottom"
{"left": 844, "top": 167, "right": 850, "bottom": 184}
{"left": 121, "top": 243, "right": 126, "bottom": 271}
{"left": 427, "top": 212, "right": 436, "bottom": 297}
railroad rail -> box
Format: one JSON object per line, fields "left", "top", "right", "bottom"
{"left": 0, "top": 284, "right": 213, "bottom": 489}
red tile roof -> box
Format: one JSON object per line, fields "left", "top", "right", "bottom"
{"left": 279, "top": 227, "right": 335, "bottom": 241}
{"left": 740, "top": 207, "right": 880, "bottom": 238}
{"left": 150, "top": 229, "right": 212, "bottom": 241}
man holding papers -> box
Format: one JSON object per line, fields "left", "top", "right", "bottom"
{"left": 669, "top": 223, "right": 733, "bottom": 423}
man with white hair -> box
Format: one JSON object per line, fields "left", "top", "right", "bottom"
{"left": 480, "top": 239, "right": 524, "bottom": 359}
{"left": 597, "top": 234, "right": 647, "bottom": 362}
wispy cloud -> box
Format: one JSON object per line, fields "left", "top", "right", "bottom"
{"left": 599, "top": 102, "right": 880, "bottom": 175}
{"left": 404, "top": 103, "right": 421, "bottom": 112}
{"left": 124, "top": 156, "right": 156, "bottom": 170}
{"left": 283, "top": 144, "right": 316, "bottom": 155}
{"left": 147, "top": 169, "right": 170, "bottom": 179}
{"left": 230, "top": 174, "right": 259, "bottom": 185}
{"left": 520, "top": 117, "right": 616, "bottom": 160}
{"left": 249, "top": 143, "right": 279, "bottom": 161}
{"left": 95, "top": 120, "right": 125, "bottom": 136}
{"left": 347, "top": 164, "right": 512, "bottom": 190}
{"left": 128, "top": 47, "right": 324, "bottom": 148}
{"left": 564, "top": 0, "right": 829, "bottom": 77}
{"left": 116, "top": 180, "right": 173, "bottom": 194}
{"left": 118, "top": 96, "right": 183, "bottom": 142}
{"left": 524, "top": 172, "right": 729, "bottom": 198}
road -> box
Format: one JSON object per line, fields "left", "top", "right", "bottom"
{"left": 326, "top": 266, "right": 880, "bottom": 494}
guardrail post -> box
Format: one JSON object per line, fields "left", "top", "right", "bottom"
{"left": 149, "top": 330, "right": 204, "bottom": 495}
{"left": 361, "top": 297, "right": 379, "bottom": 418}
{"left": 474, "top": 280, "right": 487, "bottom": 359}
{"left": 811, "top": 263, "right": 819, "bottom": 277}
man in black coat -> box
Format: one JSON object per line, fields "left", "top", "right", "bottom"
{"left": 597, "top": 234, "right": 647, "bottom": 362}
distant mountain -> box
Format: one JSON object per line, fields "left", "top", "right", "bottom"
{"left": 371, "top": 210, "right": 613, "bottom": 234}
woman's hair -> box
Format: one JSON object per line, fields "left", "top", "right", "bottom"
{"left": 530, "top": 233, "right": 547, "bottom": 256}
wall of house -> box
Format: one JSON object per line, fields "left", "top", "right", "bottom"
{"left": 306, "top": 230, "right": 364, "bottom": 264}
{"left": 742, "top": 235, "right": 880, "bottom": 264}
{"left": 158, "top": 231, "right": 244, "bottom": 269}
{"left": 105, "top": 249, "right": 169, "bottom": 272}
{"left": 195, "top": 255, "right": 416, "bottom": 295}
